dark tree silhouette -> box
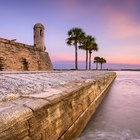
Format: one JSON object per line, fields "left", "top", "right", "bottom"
{"left": 79, "top": 35, "right": 98, "bottom": 70}
{"left": 99, "top": 57, "right": 106, "bottom": 70}
{"left": 66, "top": 28, "right": 85, "bottom": 70}
{"left": 94, "top": 56, "right": 100, "bottom": 70}
{"left": 89, "top": 42, "right": 98, "bottom": 70}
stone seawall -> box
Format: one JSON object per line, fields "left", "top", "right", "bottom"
{"left": 0, "top": 38, "right": 53, "bottom": 71}
{"left": 0, "top": 71, "right": 116, "bottom": 140}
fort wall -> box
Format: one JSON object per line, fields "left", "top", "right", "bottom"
{"left": 0, "top": 38, "right": 53, "bottom": 71}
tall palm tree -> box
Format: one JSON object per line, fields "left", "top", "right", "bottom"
{"left": 94, "top": 56, "right": 100, "bottom": 70}
{"left": 79, "top": 35, "right": 95, "bottom": 70}
{"left": 89, "top": 42, "right": 98, "bottom": 70}
{"left": 99, "top": 57, "right": 106, "bottom": 70}
{"left": 79, "top": 35, "right": 97, "bottom": 70}
{"left": 66, "top": 28, "right": 85, "bottom": 70}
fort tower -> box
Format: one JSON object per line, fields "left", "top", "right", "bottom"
{"left": 34, "top": 23, "right": 45, "bottom": 51}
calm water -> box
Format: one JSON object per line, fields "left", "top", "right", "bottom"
{"left": 53, "top": 61, "right": 140, "bottom": 70}
{"left": 78, "top": 71, "right": 140, "bottom": 140}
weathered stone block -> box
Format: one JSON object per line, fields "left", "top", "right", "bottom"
{"left": 0, "top": 104, "right": 32, "bottom": 133}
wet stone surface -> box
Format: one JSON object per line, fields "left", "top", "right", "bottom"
{"left": 0, "top": 71, "right": 112, "bottom": 103}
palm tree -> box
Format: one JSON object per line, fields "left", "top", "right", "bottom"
{"left": 66, "top": 28, "right": 85, "bottom": 70}
{"left": 94, "top": 56, "right": 100, "bottom": 70}
{"left": 89, "top": 42, "right": 98, "bottom": 70}
{"left": 79, "top": 35, "right": 97, "bottom": 70}
{"left": 99, "top": 57, "right": 106, "bottom": 70}
{"left": 79, "top": 35, "right": 91, "bottom": 70}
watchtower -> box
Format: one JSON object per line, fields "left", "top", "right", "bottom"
{"left": 34, "top": 23, "right": 45, "bottom": 51}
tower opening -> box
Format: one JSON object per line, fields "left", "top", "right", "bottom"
{"left": 21, "top": 58, "right": 29, "bottom": 71}
{"left": 0, "top": 57, "right": 4, "bottom": 71}
{"left": 40, "top": 30, "right": 42, "bottom": 36}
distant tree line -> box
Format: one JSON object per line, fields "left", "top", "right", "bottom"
{"left": 66, "top": 27, "right": 106, "bottom": 70}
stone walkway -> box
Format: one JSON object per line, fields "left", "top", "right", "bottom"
{"left": 0, "top": 71, "right": 113, "bottom": 103}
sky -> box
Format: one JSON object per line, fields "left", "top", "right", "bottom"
{"left": 0, "top": 0, "right": 140, "bottom": 64}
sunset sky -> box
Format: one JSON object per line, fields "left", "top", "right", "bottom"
{"left": 0, "top": 0, "right": 140, "bottom": 64}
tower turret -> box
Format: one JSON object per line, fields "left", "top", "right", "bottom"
{"left": 34, "top": 23, "right": 45, "bottom": 51}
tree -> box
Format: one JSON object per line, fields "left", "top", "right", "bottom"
{"left": 66, "top": 28, "right": 85, "bottom": 70}
{"left": 79, "top": 35, "right": 97, "bottom": 70}
{"left": 94, "top": 56, "right": 100, "bottom": 70}
{"left": 79, "top": 35, "right": 92, "bottom": 70}
{"left": 89, "top": 42, "right": 98, "bottom": 70}
{"left": 99, "top": 57, "right": 106, "bottom": 70}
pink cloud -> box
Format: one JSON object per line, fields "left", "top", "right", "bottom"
{"left": 48, "top": 0, "right": 140, "bottom": 64}
{"left": 103, "top": 6, "right": 140, "bottom": 39}
{"left": 107, "top": 54, "right": 140, "bottom": 64}
{"left": 51, "top": 53, "right": 74, "bottom": 62}
{"left": 51, "top": 51, "right": 86, "bottom": 62}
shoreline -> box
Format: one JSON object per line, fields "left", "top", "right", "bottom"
{"left": 53, "top": 69, "right": 140, "bottom": 71}
{"left": 0, "top": 69, "right": 140, "bottom": 74}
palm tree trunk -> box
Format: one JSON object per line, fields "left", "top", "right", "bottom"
{"left": 89, "top": 52, "right": 91, "bottom": 70}
{"left": 75, "top": 44, "right": 78, "bottom": 70}
{"left": 101, "top": 63, "right": 102, "bottom": 70}
{"left": 86, "top": 49, "right": 88, "bottom": 70}
{"left": 96, "top": 62, "right": 98, "bottom": 70}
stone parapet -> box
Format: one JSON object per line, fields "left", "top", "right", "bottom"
{"left": 0, "top": 38, "right": 33, "bottom": 49}
{"left": 0, "top": 71, "right": 116, "bottom": 140}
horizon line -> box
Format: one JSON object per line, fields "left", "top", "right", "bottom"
{"left": 52, "top": 60, "right": 140, "bottom": 65}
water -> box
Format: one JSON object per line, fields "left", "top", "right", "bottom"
{"left": 78, "top": 71, "right": 140, "bottom": 140}
{"left": 53, "top": 61, "right": 140, "bottom": 70}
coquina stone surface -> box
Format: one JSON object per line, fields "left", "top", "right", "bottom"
{"left": 0, "top": 71, "right": 116, "bottom": 140}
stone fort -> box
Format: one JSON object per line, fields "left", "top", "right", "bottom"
{"left": 0, "top": 23, "right": 53, "bottom": 71}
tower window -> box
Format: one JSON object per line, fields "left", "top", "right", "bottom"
{"left": 40, "top": 30, "right": 42, "bottom": 36}
{"left": 38, "top": 60, "right": 41, "bottom": 70}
